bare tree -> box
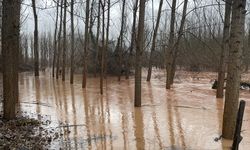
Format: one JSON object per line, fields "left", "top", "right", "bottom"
{"left": 134, "top": 0, "right": 146, "bottom": 107}
{"left": 94, "top": 0, "right": 101, "bottom": 77}
{"left": 118, "top": 0, "right": 126, "bottom": 81}
{"left": 32, "top": 0, "right": 39, "bottom": 76}
{"left": 52, "top": 0, "right": 59, "bottom": 78}
{"left": 104, "top": 0, "right": 110, "bottom": 79}
{"left": 62, "top": 0, "right": 67, "bottom": 81}
{"left": 23, "top": 35, "right": 29, "bottom": 64}
{"left": 100, "top": 0, "right": 105, "bottom": 94}
{"left": 126, "top": 0, "right": 138, "bottom": 79}
{"left": 2, "top": 0, "right": 21, "bottom": 120}
{"left": 56, "top": 0, "right": 64, "bottom": 79}
{"left": 216, "top": 0, "right": 232, "bottom": 98}
{"left": 165, "top": 0, "right": 176, "bottom": 89}
{"left": 82, "top": 0, "right": 90, "bottom": 88}
{"left": 166, "top": 0, "right": 188, "bottom": 89}
{"left": 146, "top": 0, "right": 163, "bottom": 81}
{"left": 70, "top": 0, "right": 75, "bottom": 84}
{"left": 30, "top": 36, "right": 34, "bottom": 62}
{"left": 222, "top": 0, "right": 246, "bottom": 139}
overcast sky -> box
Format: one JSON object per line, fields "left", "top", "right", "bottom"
{"left": 21, "top": 0, "right": 247, "bottom": 41}
{"left": 21, "top": 0, "right": 190, "bottom": 37}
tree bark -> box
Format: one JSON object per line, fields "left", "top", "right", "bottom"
{"left": 62, "top": 0, "right": 67, "bottom": 81}
{"left": 222, "top": 0, "right": 246, "bottom": 139}
{"left": 2, "top": 0, "right": 21, "bottom": 120}
{"left": 70, "top": 0, "right": 75, "bottom": 84}
{"left": 32, "top": 0, "right": 39, "bottom": 77}
{"left": 134, "top": 0, "right": 146, "bottom": 107}
{"left": 216, "top": 0, "right": 232, "bottom": 98}
{"left": 146, "top": 0, "right": 163, "bottom": 81}
{"left": 82, "top": 0, "right": 90, "bottom": 88}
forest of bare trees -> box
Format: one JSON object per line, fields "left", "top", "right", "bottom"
{"left": 0, "top": 0, "right": 250, "bottom": 149}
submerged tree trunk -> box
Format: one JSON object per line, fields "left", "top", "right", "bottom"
{"left": 104, "top": 0, "right": 110, "bottom": 79}
{"left": 126, "top": 0, "right": 138, "bottom": 79}
{"left": 166, "top": 0, "right": 188, "bottom": 89}
{"left": 170, "top": 0, "right": 188, "bottom": 84}
{"left": 62, "top": 0, "right": 67, "bottom": 81}
{"left": 82, "top": 0, "right": 90, "bottom": 88}
{"left": 216, "top": 0, "right": 232, "bottom": 98}
{"left": 118, "top": 0, "right": 126, "bottom": 81}
{"left": 95, "top": 0, "right": 101, "bottom": 77}
{"left": 146, "top": 0, "right": 163, "bottom": 81}
{"left": 100, "top": 0, "right": 105, "bottom": 94}
{"left": 2, "top": 0, "right": 21, "bottom": 120}
{"left": 134, "top": 0, "right": 146, "bottom": 107}
{"left": 222, "top": 0, "right": 246, "bottom": 139}
{"left": 32, "top": 0, "right": 39, "bottom": 77}
{"left": 70, "top": 0, "right": 75, "bottom": 84}
{"left": 166, "top": 0, "right": 176, "bottom": 89}
{"left": 56, "top": 0, "right": 64, "bottom": 79}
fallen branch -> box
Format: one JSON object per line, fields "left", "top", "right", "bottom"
{"left": 174, "top": 105, "right": 207, "bottom": 110}
{"left": 20, "top": 101, "right": 52, "bottom": 107}
{"left": 56, "top": 124, "right": 87, "bottom": 128}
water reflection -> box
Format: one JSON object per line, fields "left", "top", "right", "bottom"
{"left": 134, "top": 108, "right": 145, "bottom": 150}
{"left": 70, "top": 85, "right": 78, "bottom": 149}
{"left": 35, "top": 77, "right": 40, "bottom": 115}
{"left": 82, "top": 90, "right": 92, "bottom": 149}
{"left": 17, "top": 71, "right": 250, "bottom": 149}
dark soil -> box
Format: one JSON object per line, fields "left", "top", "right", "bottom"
{"left": 0, "top": 112, "right": 62, "bottom": 150}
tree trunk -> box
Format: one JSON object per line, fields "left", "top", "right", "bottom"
{"left": 118, "top": 0, "right": 126, "bottom": 81}
{"left": 104, "top": 0, "right": 110, "bottom": 79}
{"left": 82, "top": 0, "right": 90, "bottom": 88}
{"left": 30, "top": 37, "right": 34, "bottom": 62}
{"left": 222, "top": 0, "right": 246, "bottom": 139}
{"left": 134, "top": 0, "right": 146, "bottom": 107}
{"left": 100, "top": 0, "right": 105, "bottom": 94}
{"left": 246, "top": 24, "right": 250, "bottom": 72}
{"left": 32, "top": 0, "right": 39, "bottom": 77}
{"left": 52, "top": 0, "right": 59, "bottom": 78}
{"left": 146, "top": 0, "right": 163, "bottom": 81}
{"left": 166, "top": 0, "right": 188, "bottom": 89}
{"left": 24, "top": 36, "right": 28, "bottom": 64}
{"left": 2, "top": 0, "right": 21, "bottom": 120}
{"left": 70, "top": 0, "right": 75, "bottom": 84}
{"left": 216, "top": 0, "right": 232, "bottom": 98}
{"left": 56, "top": 0, "right": 64, "bottom": 79}
{"left": 94, "top": 0, "right": 101, "bottom": 77}
{"left": 170, "top": 0, "right": 188, "bottom": 85}
{"left": 126, "top": 0, "right": 138, "bottom": 79}
{"left": 62, "top": 0, "right": 67, "bottom": 81}
{"left": 166, "top": 0, "right": 176, "bottom": 89}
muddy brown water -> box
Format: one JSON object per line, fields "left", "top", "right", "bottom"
{"left": 16, "top": 70, "right": 250, "bottom": 149}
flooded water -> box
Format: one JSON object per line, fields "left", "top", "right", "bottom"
{"left": 17, "top": 70, "right": 250, "bottom": 149}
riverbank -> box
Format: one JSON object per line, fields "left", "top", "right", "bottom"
{"left": 0, "top": 112, "right": 62, "bottom": 149}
